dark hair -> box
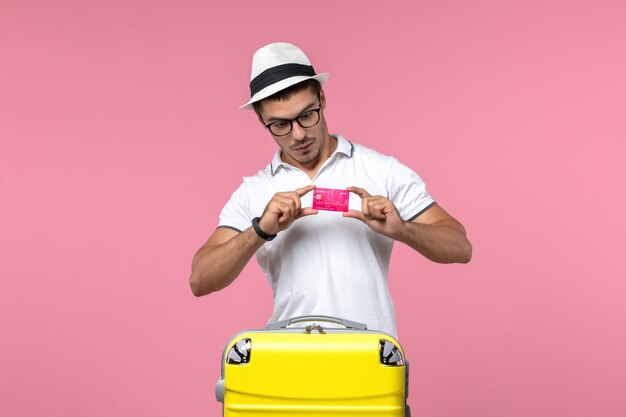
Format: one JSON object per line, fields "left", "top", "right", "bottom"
{"left": 252, "top": 79, "right": 322, "bottom": 114}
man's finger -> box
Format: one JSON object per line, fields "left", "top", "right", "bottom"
{"left": 275, "top": 202, "right": 296, "bottom": 221}
{"left": 297, "top": 208, "right": 319, "bottom": 218}
{"left": 295, "top": 184, "right": 316, "bottom": 197}
{"left": 346, "top": 186, "right": 372, "bottom": 199}
{"left": 367, "top": 200, "right": 388, "bottom": 220}
{"left": 274, "top": 195, "right": 300, "bottom": 214}
{"left": 342, "top": 210, "right": 367, "bottom": 223}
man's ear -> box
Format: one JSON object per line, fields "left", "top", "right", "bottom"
{"left": 319, "top": 89, "right": 326, "bottom": 110}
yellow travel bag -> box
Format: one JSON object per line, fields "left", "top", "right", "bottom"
{"left": 216, "top": 315, "right": 410, "bottom": 416}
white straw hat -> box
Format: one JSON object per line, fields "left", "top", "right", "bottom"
{"left": 240, "top": 42, "right": 329, "bottom": 110}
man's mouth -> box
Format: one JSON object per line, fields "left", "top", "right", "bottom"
{"left": 293, "top": 141, "right": 314, "bottom": 151}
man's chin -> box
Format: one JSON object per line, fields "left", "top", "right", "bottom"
{"left": 292, "top": 149, "right": 320, "bottom": 164}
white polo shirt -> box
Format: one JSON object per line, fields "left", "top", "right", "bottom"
{"left": 218, "top": 135, "right": 435, "bottom": 337}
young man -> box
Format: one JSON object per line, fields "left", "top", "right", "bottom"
{"left": 190, "top": 42, "right": 471, "bottom": 337}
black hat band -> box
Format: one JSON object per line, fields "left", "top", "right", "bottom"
{"left": 250, "top": 63, "right": 316, "bottom": 97}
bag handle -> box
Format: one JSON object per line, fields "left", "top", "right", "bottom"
{"left": 266, "top": 315, "right": 367, "bottom": 330}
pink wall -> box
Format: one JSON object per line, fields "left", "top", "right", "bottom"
{"left": 2, "top": 1, "right": 625, "bottom": 416}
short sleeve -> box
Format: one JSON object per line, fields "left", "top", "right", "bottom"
{"left": 218, "top": 181, "right": 252, "bottom": 233}
{"left": 387, "top": 157, "right": 436, "bottom": 221}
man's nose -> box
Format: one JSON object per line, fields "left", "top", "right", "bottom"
{"left": 291, "top": 121, "right": 306, "bottom": 140}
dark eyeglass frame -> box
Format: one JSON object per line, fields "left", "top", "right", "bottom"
{"left": 263, "top": 107, "right": 322, "bottom": 137}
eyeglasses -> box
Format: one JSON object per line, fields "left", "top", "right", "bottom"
{"left": 264, "top": 107, "right": 322, "bottom": 137}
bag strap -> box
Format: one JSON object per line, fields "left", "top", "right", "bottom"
{"left": 266, "top": 315, "right": 367, "bottom": 330}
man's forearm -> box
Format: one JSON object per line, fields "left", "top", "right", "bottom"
{"left": 397, "top": 220, "right": 472, "bottom": 264}
{"left": 189, "top": 227, "right": 265, "bottom": 296}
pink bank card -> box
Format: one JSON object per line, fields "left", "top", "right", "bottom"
{"left": 312, "top": 187, "right": 350, "bottom": 212}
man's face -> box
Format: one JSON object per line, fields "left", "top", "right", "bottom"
{"left": 257, "top": 88, "right": 329, "bottom": 170}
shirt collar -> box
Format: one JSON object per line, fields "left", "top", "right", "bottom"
{"left": 270, "top": 134, "right": 354, "bottom": 176}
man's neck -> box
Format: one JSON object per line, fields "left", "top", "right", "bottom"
{"left": 283, "top": 134, "right": 337, "bottom": 179}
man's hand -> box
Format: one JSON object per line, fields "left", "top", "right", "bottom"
{"left": 343, "top": 186, "right": 472, "bottom": 264}
{"left": 258, "top": 185, "right": 318, "bottom": 236}
{"left": 189, "top": 184, "right": 318, "bottom": 297}
{"left": 343, "top": 186, "right": 405, "bottom": 239}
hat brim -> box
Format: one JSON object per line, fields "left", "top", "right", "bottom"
{"left": 239, "top": 73, "right": 329, "bottom": 110}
